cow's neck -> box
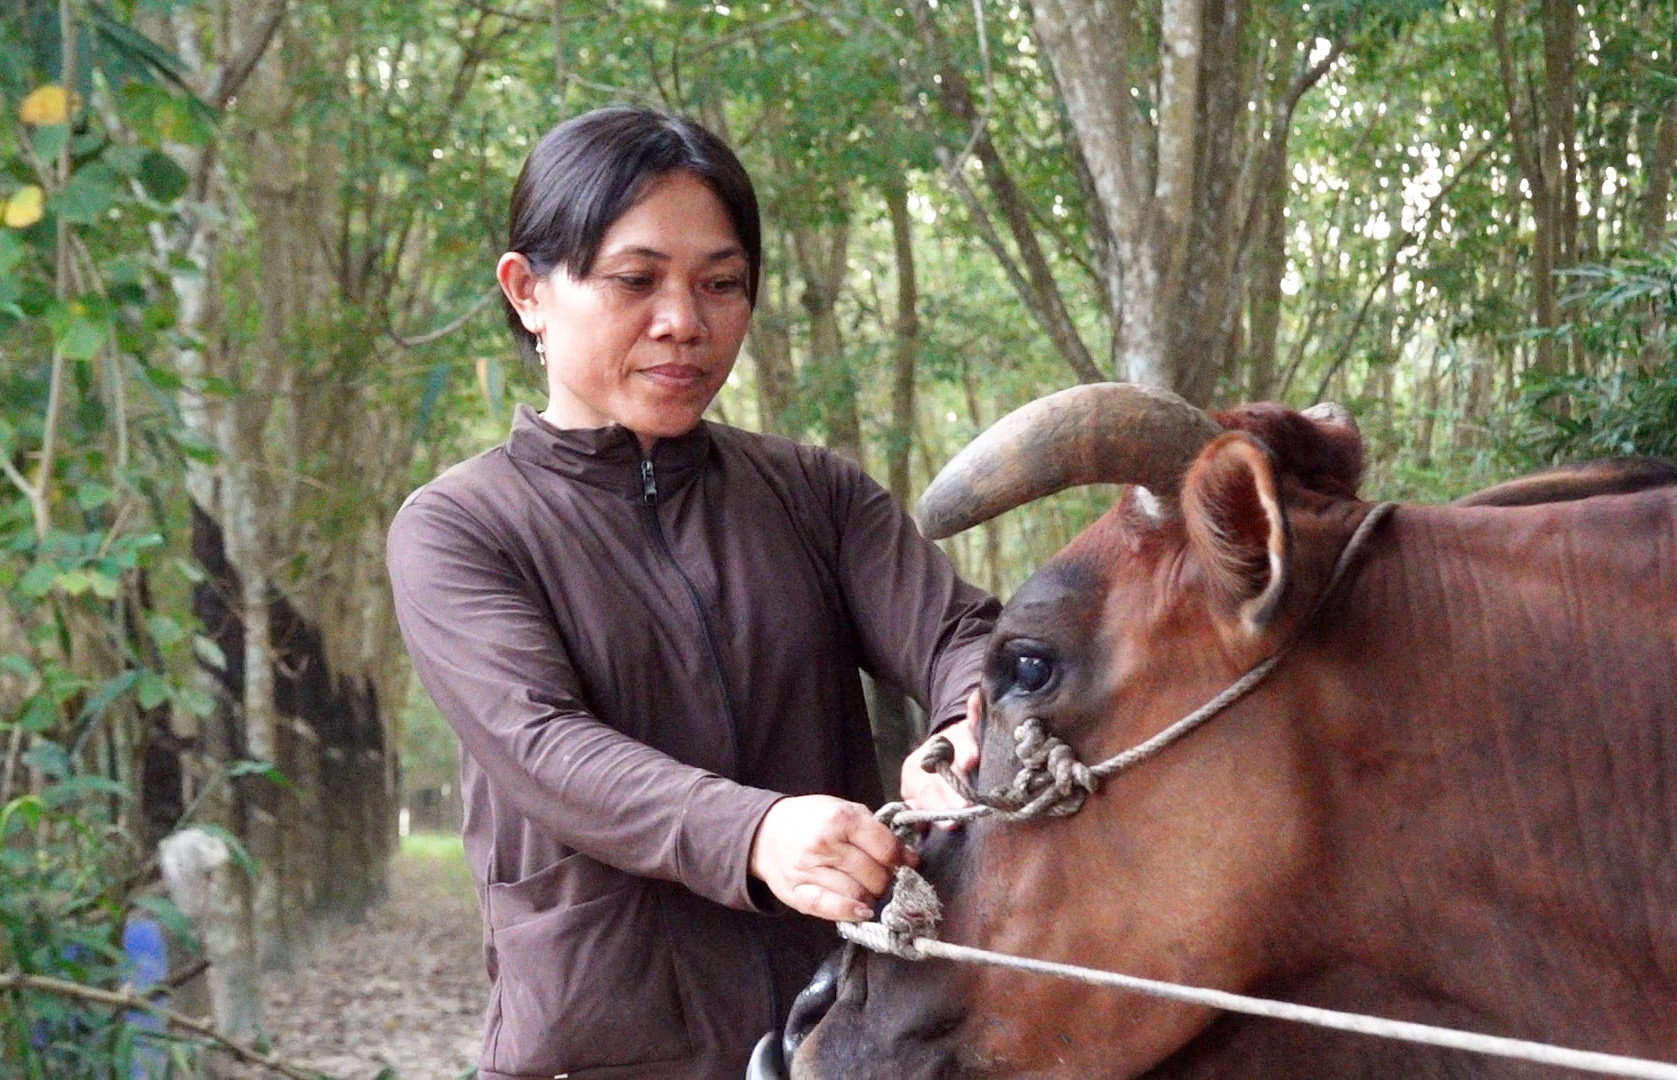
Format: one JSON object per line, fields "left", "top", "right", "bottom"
{"left": 1296, "top": 493, "right": 1677, "bottom": 1058}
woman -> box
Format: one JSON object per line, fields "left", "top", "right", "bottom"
{"left": 387, "top": 105, "right": 997, "bottom": 1080}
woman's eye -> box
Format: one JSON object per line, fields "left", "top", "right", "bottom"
{"left": 614, "top": 274, "right": 654, "bottom": 290}
{"left": 1012, "top": 654, "right": 1052, "bottom": 693}
{"left": 707, "top": 277, "right": 745, "bottom": 295}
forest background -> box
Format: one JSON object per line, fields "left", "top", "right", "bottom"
{"left": 1, "top": 0, "right": 1674, "bottom": 1073}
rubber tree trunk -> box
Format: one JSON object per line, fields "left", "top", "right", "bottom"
{"left": 160, "top": 827, "right": 260, "bottom": 1041}
{"left": 871, "top": 179, "right": 926, "bottom": 793}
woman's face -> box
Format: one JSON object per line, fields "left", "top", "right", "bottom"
{"left": 500, "top": 169, "right": 752, "bottom": 450}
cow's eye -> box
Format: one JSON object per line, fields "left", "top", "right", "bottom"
{"left": 1012, "top": 654, "right": 1053, "bottom": 693}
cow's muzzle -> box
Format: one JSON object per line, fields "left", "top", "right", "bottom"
{"left": 746, "top": 948, "right": 845, "bottom": 1079}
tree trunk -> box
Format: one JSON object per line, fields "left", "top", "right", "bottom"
{"left": 792, "top": 218, "right": 863, "bottom": 463}
{"left": 907, "top": 0, "right": 1104, "bottom": 384}
{"left": 1495, "top": 0, "right": 1579, "bottom": 375}
{"left": 871, "top": 179, "right": 924, "bottom": 793}
{"left": 1644, "top": 94, "right": 1677, "bottom": 250}
{"left": 1030, "top": 0, "right": 1332, "bottom": 405}
{"left": 1247, "top": 140, "right": 1289, "bottom": 400}
{"left": 747, "top": 269, "right": 798, "bottom": 436}
{"left": 959, "top": 360, "right": 1005, "bottom": 595}
{"left": 160, "top": 828, "right": 262, "bottom": 1042}
{"left": 147, "top": 0, "right": 297, "bottom": 1013}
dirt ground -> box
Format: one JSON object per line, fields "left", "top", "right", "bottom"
{"left": 239, "top": 835, "right": 485, "bottom": 1080}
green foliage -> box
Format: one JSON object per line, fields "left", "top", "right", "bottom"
{"left": 0, "top": 5, "right": 246, "bottom": 1075}
{"left": 0, "top": 768, "right": 188, "bottom": 1078}
{"left": 1517, "top": 360, "right": 1677, "bottom": 461}
{"left": 1512, "top": 245, "right": 1677, "bottom": 463}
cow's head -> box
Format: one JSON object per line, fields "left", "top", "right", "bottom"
{"left": 793, "top": 384, "right": 1370, "bottom": 1078}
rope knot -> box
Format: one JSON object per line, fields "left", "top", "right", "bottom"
{"left": 875, "top": 799, "right": 917, "bottom": 842}
{"left": 991, "top": 717, "right": 1101, "bottom": 818}
{"left": 920, "top": 734, "right": 955, "bottom": 771}
{"left": 877, "top": 865, "right": 941, "bottom": 959}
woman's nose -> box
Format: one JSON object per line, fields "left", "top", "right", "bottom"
{"left": 649, "top": 283, "right": 705, "bottom": 342}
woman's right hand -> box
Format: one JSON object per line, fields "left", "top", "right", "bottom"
{"left": 748, "top": 795, "right": 917, "bottom": 922}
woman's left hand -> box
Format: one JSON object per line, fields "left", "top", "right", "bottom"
{"left": 749, "top": 795, "right": 917, "bottom": 922}
{"left": 899, "top": 689, "right": 982, "bottom": 817}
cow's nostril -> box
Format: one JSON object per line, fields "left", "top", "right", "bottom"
{"left": 746, "top": 1032, "right": 789, "bottom": 1080}
{"left": 783, "top": 947, "right": 847, "bottom": 1063}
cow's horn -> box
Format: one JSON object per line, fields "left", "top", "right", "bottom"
{"left": 917, "top": 382, "right": 1221, "bottom": 540}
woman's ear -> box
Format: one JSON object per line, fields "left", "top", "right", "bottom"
{"left": 1181, "top": 432, "right": 1291, "bottom": 634}
{"left": 496, "top": 252, "right": 544, "bottom": 333}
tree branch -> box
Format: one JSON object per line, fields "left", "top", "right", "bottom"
{"left": 0, "top": 971, "right": 320, "bottom": 1079}
{"left": 908, "top": 0, "right": 1103, "bottom": 382}
{"left": 1308, "top": 137, "right": 1501, "bottom": 403}
{"left": 389, "top": 288, "right": 501, "bottom": 348}
{"left": 211, "top": 0, "right": 290, "bottom": 110}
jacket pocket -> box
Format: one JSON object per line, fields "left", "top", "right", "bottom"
{"left": 486, "top": 860, "right": 691, "bottom": 1074}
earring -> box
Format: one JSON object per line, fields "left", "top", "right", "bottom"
{"left": 535, "top": 337, "right": 546, "bottom": 366}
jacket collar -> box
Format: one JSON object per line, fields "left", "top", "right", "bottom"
{"left": 505, "top": 403, "right": 712, "bottom": 497}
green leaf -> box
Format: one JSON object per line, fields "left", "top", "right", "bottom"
{"left": 228, "top": 759, "right": 293, "bottom": 790}
{"left": 170, "top": 556, "right": 207, "bottom": 585}
{"left": 42, "top": 774, "right": 127, "bottom": 807}
{"left": 154, "top": 96, "right": 213, "bottom": 148}
{"left": 51, "top": 310, "right": 106, "bottom": 361}
{"left": 0, "top": 229, "right": 25, "bottom": 276}
{"left": 57, "top": 568, "right": 97, "bottom": 596}
{"left": 103, "top": 143, "right": 148, "bottom": 176}
{"left": 22, "top": 741, "right": 71, "bottom": 779}
{"left": 55, "top": 166, "right": 119, "bottom": 225}
{"left": 88, "top": 571, "right": 122, "bottom": 601}
{"left": 142, "top": 364, "right": 184, "bottom": 391}
{"left": 137, "top": 150, "right": 189, "bottom": 202}
{"left": 19, "top": 694, "right": 58, "bottom": 733}
{"left": 145, "top": 614, "right": 187, "bottom": 649}
{"left": 175, "top": 426, "right": 220, "bottom": 464}
{"left": 173, "top": 684, "right": 216, "bottom": 718}
{"left": 31, "top": 123, "right": 69, "bottom": 164}
{"left": 18, "top": 561, "right": 59, "bottom": 598}
{"left": 74, "top": 481, "right": 115, "bottom": 510}
{"left": 135, "top": 671, "right": 169, "bottom": 711}
{"left": 0, "top": 795, "right": 45, "bottom": 836}
{"left": 191, "top": 634, "right": 226, "bottom": 670}
{"left": 78, "top": 670, "right": 140, "bottom": 723}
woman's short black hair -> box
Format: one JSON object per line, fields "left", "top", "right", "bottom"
{"left": 503, "top": 105, "right": 761, "bottom": 363}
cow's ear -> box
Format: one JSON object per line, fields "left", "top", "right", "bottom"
{"left": 1182, "top": 432, "right": 1291, "bottom": 633}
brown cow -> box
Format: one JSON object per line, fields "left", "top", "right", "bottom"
{"left": 785, "top": 384, "right": 1677, "bottom": 1078}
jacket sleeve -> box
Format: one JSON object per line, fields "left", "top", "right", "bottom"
{"left": 386, "top": 493, "right": 780, "bottom": 911}
{"left": 815, "top": 452, "right": 1000, "bottom": 733}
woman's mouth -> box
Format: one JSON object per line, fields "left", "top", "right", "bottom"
{"left": 639, "top": 363, "right": 708, "bottom": 388}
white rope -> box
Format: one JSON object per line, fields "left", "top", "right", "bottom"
{"left": 838, "top": 922, "right": 1677, "bottom": 1079}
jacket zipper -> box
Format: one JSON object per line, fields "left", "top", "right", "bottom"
{"left": 638, "top": 457, "right": 746, "bottom": 773}
{"left": 638, "top": 456, "right": 782, "bottom": 1025}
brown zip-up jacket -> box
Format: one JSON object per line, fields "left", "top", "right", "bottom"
{"left": 387, "top": 406, "right": 998, "bottom": 1080}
